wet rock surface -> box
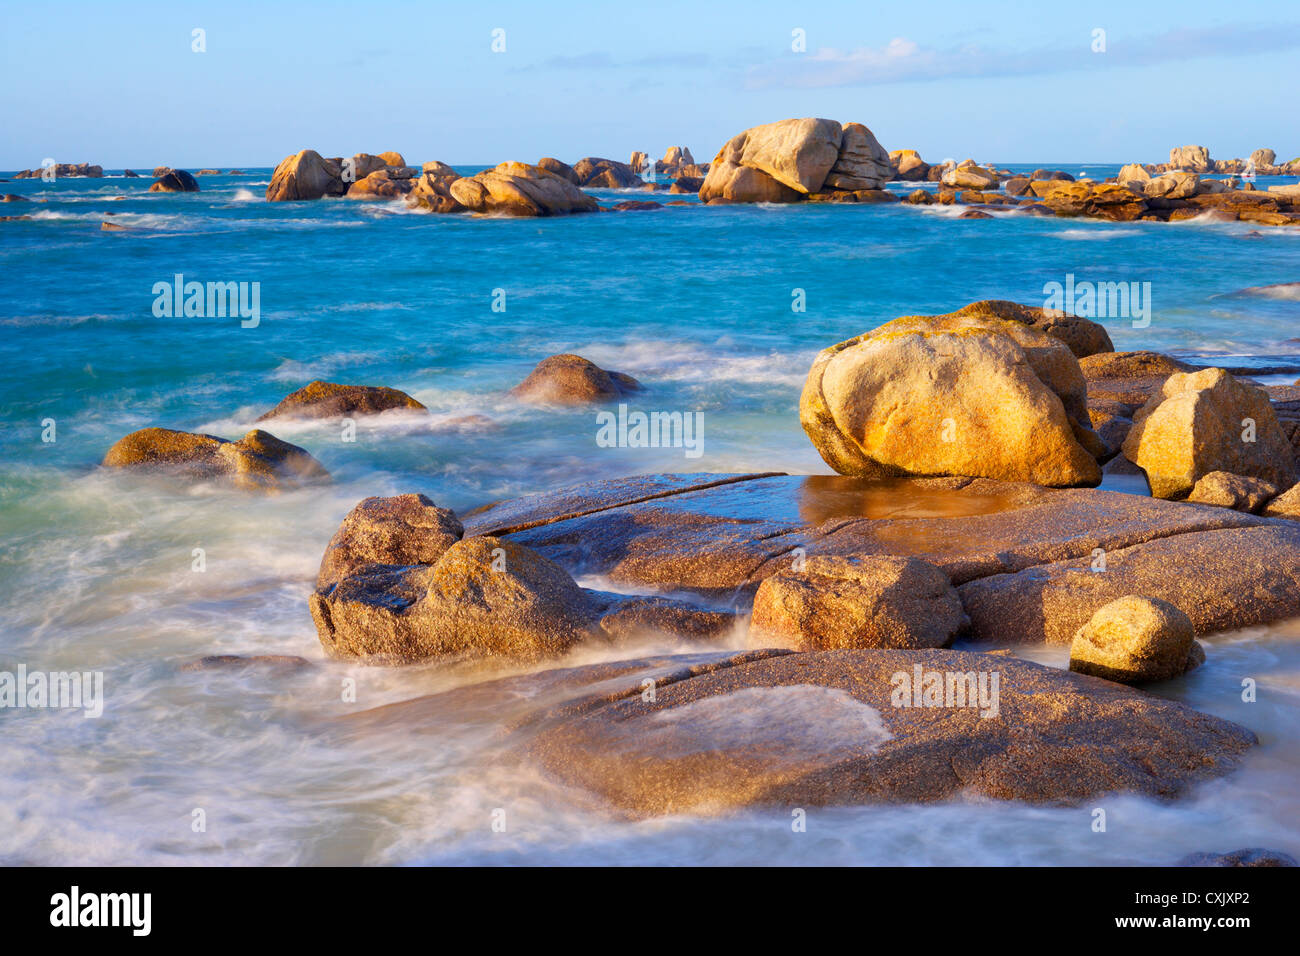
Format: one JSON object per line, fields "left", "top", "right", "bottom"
{"left": 102, "top": 427, "right": 329, "bottom": 492}
{"left": 258, "top": 380, "right": 427, "bottom": 421}
{"left": 515, "top": 648, "right": 1255, "bottom": 815}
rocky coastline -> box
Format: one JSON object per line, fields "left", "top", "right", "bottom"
{"left": 89, "top": 288, "right": 1300, "bottom": 820}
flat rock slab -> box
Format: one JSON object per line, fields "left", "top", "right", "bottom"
{"left": 960, "top": 525, "right": 1300, "bottom": 644}
{"left": 465, "top": 473, "right": 1263, "bottom": 596}
{"left": 518, "top": 648, "right": 1255, "bottom": 816}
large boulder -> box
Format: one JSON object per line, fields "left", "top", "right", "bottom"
{"left": 266, "top": 149, "right": 346, "bottom": 201}
{"left": 699, "top": 118, "right": 844, "bottom": 202}
{"left": 511, "top": 354, "right": 640, "bottom": 405}
{"left": 889, "top": 149, "right": 930, "bottom": 181}
{"left": 1121, "top": 368, "right": 1297, "bottom": 498}
{"left": 1068, "top": 595, "right": 1204, "bottom": 684}
{"left": 148, "top": 169, "right": 199, "bottom": 193}
{"left": 821, "top": 123, "right": 891, "bottom": 191}
{"left": 257, "top": 381, "right": 426, "bottom": 421}
{"left": 1170, "top": 145, "right": 1211, "bottom": 172}
{"left": 376, "top": 151, "right": 405, "bottom": 167}
{"left": 751, "top": 555, "right": 965, "bottom": 649}
{"left": 525, "top": 648, "right": 1255, "bottom": 816}
{"left": 101, "top": 427, "right": 329, "bottom": 492}
{"left": 311, "top": 535, "right": 601, "bottom": 663}
{"left": 800, "top": 312, "right": 1104, "bottom": 487}
{"left": 316, "top": 494, "right": 464, "bottom": 590}
{"left": 449, "top": 162, "right": 598, "bottom": 216}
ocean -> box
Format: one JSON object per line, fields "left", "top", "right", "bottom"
{"left": 2, "top": 164, "right": 1299, "bottom": 864}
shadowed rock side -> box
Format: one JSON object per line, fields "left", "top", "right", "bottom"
{"left": 511, "top": 354, "right": 640, "bottom": 405}
{"left": 523, "top": 648, "right": 1255, "bottom": 816}
{"left": 148, "top": 169, "right": 199, "bottom": 193}
{"left": 257, "top": 380, "right": 427, "bottom": 421}
{"left": 800, "top": 310, "right": 1105, "bottom": 486}
{"left": 101, "top": 427, "right": 329, "bottom": 492}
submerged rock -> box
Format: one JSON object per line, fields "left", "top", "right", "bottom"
{"left": 180, "top": 654, "right": 312, "bottom": 673}
{"left": 1068, "top": 595, "right": 1203, "bottom": 683}
{"left": 511, "top": 354, "right": 640, "bottom": 405}
{"left": 800, "top": 310, "right": 1103, "bottom": 486}
{"left": 257, "top": 380, "right": 426, "bottom": 422}
{"left": 101, "top": 427, "right": 329, "bottom": 492}
{"left": 525, "top": 648, "right": 1255, "bottom": 815}
{"left": 1121, "top": 367, "right": 1297, "bottom": 498}
{"left": 1179, "top": 848, "right": 1298, "bottom": 867}
{"left": 751, "top": 554, "right": 966, "bottom": 649}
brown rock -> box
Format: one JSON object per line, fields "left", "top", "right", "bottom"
{"left": 525, "top": 647, "right": 1255, "bottom": 816}
{"left": 101, "top": 427, "right": 329, "bottom": 492}
{"left": 751, "top": 555, "right": 966, "bottom": 649}
{"left": 257, "top": 380, "right": 426, "bottom": 422}
{"left": 536, "top": 157, "right": 580, "bottom": 185}
{"left": 266, "top": 149, "right": 346, "bottom": 201}
{"left": 311, "top": 536, "right": 600, "bottom": 663}
{"left": 450, "top": 162, "right": 598, "bottom": 216}
{"left": 149, "top": 169, "right": 199, "bottom": 193}
{"left": 511, "top": 354, "right": 640, "bottom": 405}
{"left": 1068, "top": 595, "right": 1203, "bottom": 683}
{"left": 959, "top": 524, "right": 1300, "bottom": 644}
{"left": 1187, "top": 471, "right": 1279, "bottom": 512}
{"left": 316, "top": 493, "right": 463, "bottom": 590}
{"left": 800, "top": 311, "right": 1104, "bottom": 487}
{"left": 1121, "top": 368, "right": 1297, "bottom": 498}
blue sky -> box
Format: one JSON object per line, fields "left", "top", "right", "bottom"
{"left": 3, "top": 0, "right": 1299, "bottom": 169}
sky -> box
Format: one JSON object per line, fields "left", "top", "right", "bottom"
{"left": 3, "top": 0, "right": 1299, "bottom": 170}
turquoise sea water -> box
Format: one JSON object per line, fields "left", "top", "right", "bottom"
{"left": 1, "top": 165, "right": 1298, "bottom": 865}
